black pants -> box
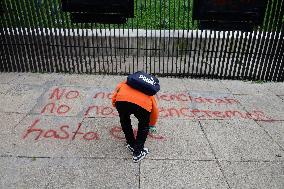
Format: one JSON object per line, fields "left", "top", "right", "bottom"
{"left": 115, "top": 101, "right": 150, "bottom": 155}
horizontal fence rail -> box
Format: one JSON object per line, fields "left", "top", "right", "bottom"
{"left": 0, "top": 0, "right": 284, "bottom": 81}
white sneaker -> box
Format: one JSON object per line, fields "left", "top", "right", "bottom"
{"left": 133, "top": 148, "right": 149, "bottom": 163}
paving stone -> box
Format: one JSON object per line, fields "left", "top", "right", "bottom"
{"left": 0, "top": 73, "right": 19, "bottom": 84}
{"left": 66, "top": 117, "right": 131, "bottom": 159}
{"left": 0, "top": 112, "right": 26, "bottom": 155}
{"left": 140, "top": 160, "right": 228, "bottom": 189}
{"left": 0, "top": 84, "right": 13, "bottom": 94}
{"left": 146, "top": 119, "right": 214, "bottom": 160}
{"left": 256, "top": 121, "right": 284, "bottom": 149}
{"left": 0, "top": 157, "right": 139, "bottom": 189}
{"left": 220, "top": 161, "right": 284, "bottom": 189}
{"left": 220, "top": 80, "right": 273, "bottom": 95}
{"left": 10, "top": 73, "right": 62, "bottom": 85}
{"left": 235, "top": 94, "right": 284, "bottom": 121}
{"left": 0, "top": 84, "right": 45, "bottom": 113}
{"left": 56, "top": 73, "right": 106, "bottom": 87}
{"left": 97, "top": 75, "right": 128, "bottom": 89}
{"left": 31, "top": 85, "right": 95, "bottom": 117}
{"left": 13, "top": 115, "right": 85, "bottom": 157}
{"left": 182, "top": 79, "right": 216, "bottom": 91}
{"left": 261, "top": 82, "right": 284, "bottom": 96}
{"left": 159, "top": 77, "right": 188, "bottom": 91}
{"left": 200, "top": 119, "right": 284, "bottom": 161}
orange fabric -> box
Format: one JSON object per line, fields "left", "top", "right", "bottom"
{"left": 112, "top": 81, "right": 159, "bottom": 126}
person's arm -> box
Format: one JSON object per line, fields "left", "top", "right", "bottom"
{"left": 112, "top": 81, "right": 125, "bottom": 107}
{"left": 149, "top": 96, "right": 159, "bottom": 126}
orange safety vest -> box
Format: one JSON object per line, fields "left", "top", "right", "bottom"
{"left": 112, "top": 81, "right": 159, "bottom": 126}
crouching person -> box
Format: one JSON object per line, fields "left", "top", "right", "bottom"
{"left": 112, "top": 72, "right": 159, "bottom": 163}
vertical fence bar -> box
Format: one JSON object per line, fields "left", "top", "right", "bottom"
{"left": 35, "top": 0, "right": 52, "bottom": 73}
{"left": 58, "top": 2, "right": 71, "bottom": 73}
{"left": 217, "top": 31, "right": 228, "bottom": 79}
{"left": 78, "top": 23, "right": 84, "bottom": 73}
{"left": 0, "top": 15, "right": 9, "bottom": 72}
{"left": 54, "top": 0, "right": 69, "bottom": 73}
{"left": 275, "top": 24, "right": 284, "bottom": 82}
{"left": 12, "top": 1, "right": 31, "bottom": 72}
{"left": 43, "top": 0, "right": 58, "bottom": 72}
{"left": 145, "top": 0, "right": 149, "bottom": 73}
{"left": 199, "top": 29, "right": 209, "bottom": 78}
{"left": 175, "top": 0, "right": 181, "bottom": 75}
{"left": 187, "top": 29, "right": 194, "bottom": 77}
{"left": 3, "top": 0, "right": 22, "bottom": 72}
{"left": 7, "top": 0, "right": 24, "bottom": 72}
{"left": 263, "top": 0, "right": 283, "bottom": 81}
{"left": 90, "top": 24, "right": 95, "bottom": 74}
{"left": 149, "top": 0, "right": 153, "bottom": 74}
{"left": 272, "top": 29, "right": 284, "bottom": 81}
{"left": 239, "top": 31, "right": 249, "bottom": 79}
{"left": 256, "top": 0, "right": 274, "bottom": 80}
{"left": 0, "top": 8, "right": 12, "bottom": 72}
{"left": 258, "top": 0, "right": 276, "bottom": 80}
{"left": 229, "top": 31, "right": 240, "bottom": 80}
{"left": 184, "top": 1, "right": 193, "bottom": 77}
{"left": 224, "top": 31, "right": 236, "bottom": 79}
{"left": 32, "top": 0, "right": 48, "bottom": 72}
{"left": 180, "top": 0, "right": 186, "bottom": 76}
{"left": 81, "top": 24, "right": 87, "bottom": 73}
{"left": 203, "top": 30, "right": 213, "bottom": 79}
{"left": 219, "top": 31, "right": 231, "bottom": 79}
{"left": 94, "top": 24, "right": 102, "bottom": 74}
{"left": 210, "top": 31, "right": 220, "bottom": 78}
{"left": 195, "top": 29, "right": 203, "bottom": 77}
{"left": 268, "top": 0, "right": 284, "bottom": 81}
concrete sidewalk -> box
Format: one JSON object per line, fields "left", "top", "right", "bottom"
{"left": 0, "top": 72, "right": 283, "bottom": 189}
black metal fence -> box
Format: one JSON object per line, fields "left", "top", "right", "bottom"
{"left": 0, "top": 0, "right": 283, "bottom": 81}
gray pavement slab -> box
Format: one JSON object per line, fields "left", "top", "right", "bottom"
{"left": 55, "top": 73, "right": 106, "bottom": 87}
{"left": 146, "top": 119, "right": 214, "bottom": 160}
{"left": 97, "top": 75, "right": 130, "bottom": 89}
{"left": 256, "top": 121, "right": 284, "bottom": 150}
{"left": 140, "top": 160, "right": 228, "bottom": 189}
{"left": 261, "top": 82, "right": 284, "bottom": 96}
{"left": 0, "top": 157, "right": 139, "bottom": 189}
{"left": 13, "top": 115, "right": 84, "bottom": 157}
{"left": 0, "top": 112, "right": 26, "bottom": 155}
{"left": 0, "top": 73, "right": 19, "bottom": 84}
{"left": 0, "top": 84, "right": 13, "bottom": 94}
{"left": 186, "top": 90, "right": 243, "bottom": 117}
{"left": 9, "top": 73, "right": 62, "bottom": 86}
{"left": 159, "top": 77, "right": 188, "bottom": 91}
{"left": 220, "top": 80, "right": 284, "bottom": 95}
{"left": 200, "top": 119, "right": 284, "bottom": 161}
{"left": 235, "top": 93, "right": 284, "bottom": 121}
{"left": 0, "top": 84, "right": 46, "bottom": 114}
{"left": 181, "top": 79, "right": 220, "bottom": 91}
{"left": 183, "top": 79, "right": 231, "bottom": 92}
{"left": 31, "top": 85, "right": 95, "bottom": 117}
{"left": 220, "top": 161, "right": 284, "bottom": 189}
{"left": 66, "top": 117, "right": 134, "bottom": 159}
{"left": 155, "top": 90, "right": 271, "bottom": 122}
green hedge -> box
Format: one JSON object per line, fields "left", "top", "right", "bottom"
{"left": 1, "top": 0, "right": 282, "bottom": 31}
{"left": 2, "top": 0, "right": 197, "bottom": 29}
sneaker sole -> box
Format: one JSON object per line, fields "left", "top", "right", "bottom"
{"left": 126, "top": 145, "right": 134, "bottom": 153}
{"left": 133, "top": 148, "right": 149, "bottom": 163}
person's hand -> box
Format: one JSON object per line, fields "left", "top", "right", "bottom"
{"left": 149, "top": 126, "right": 157, "bottom": 133}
